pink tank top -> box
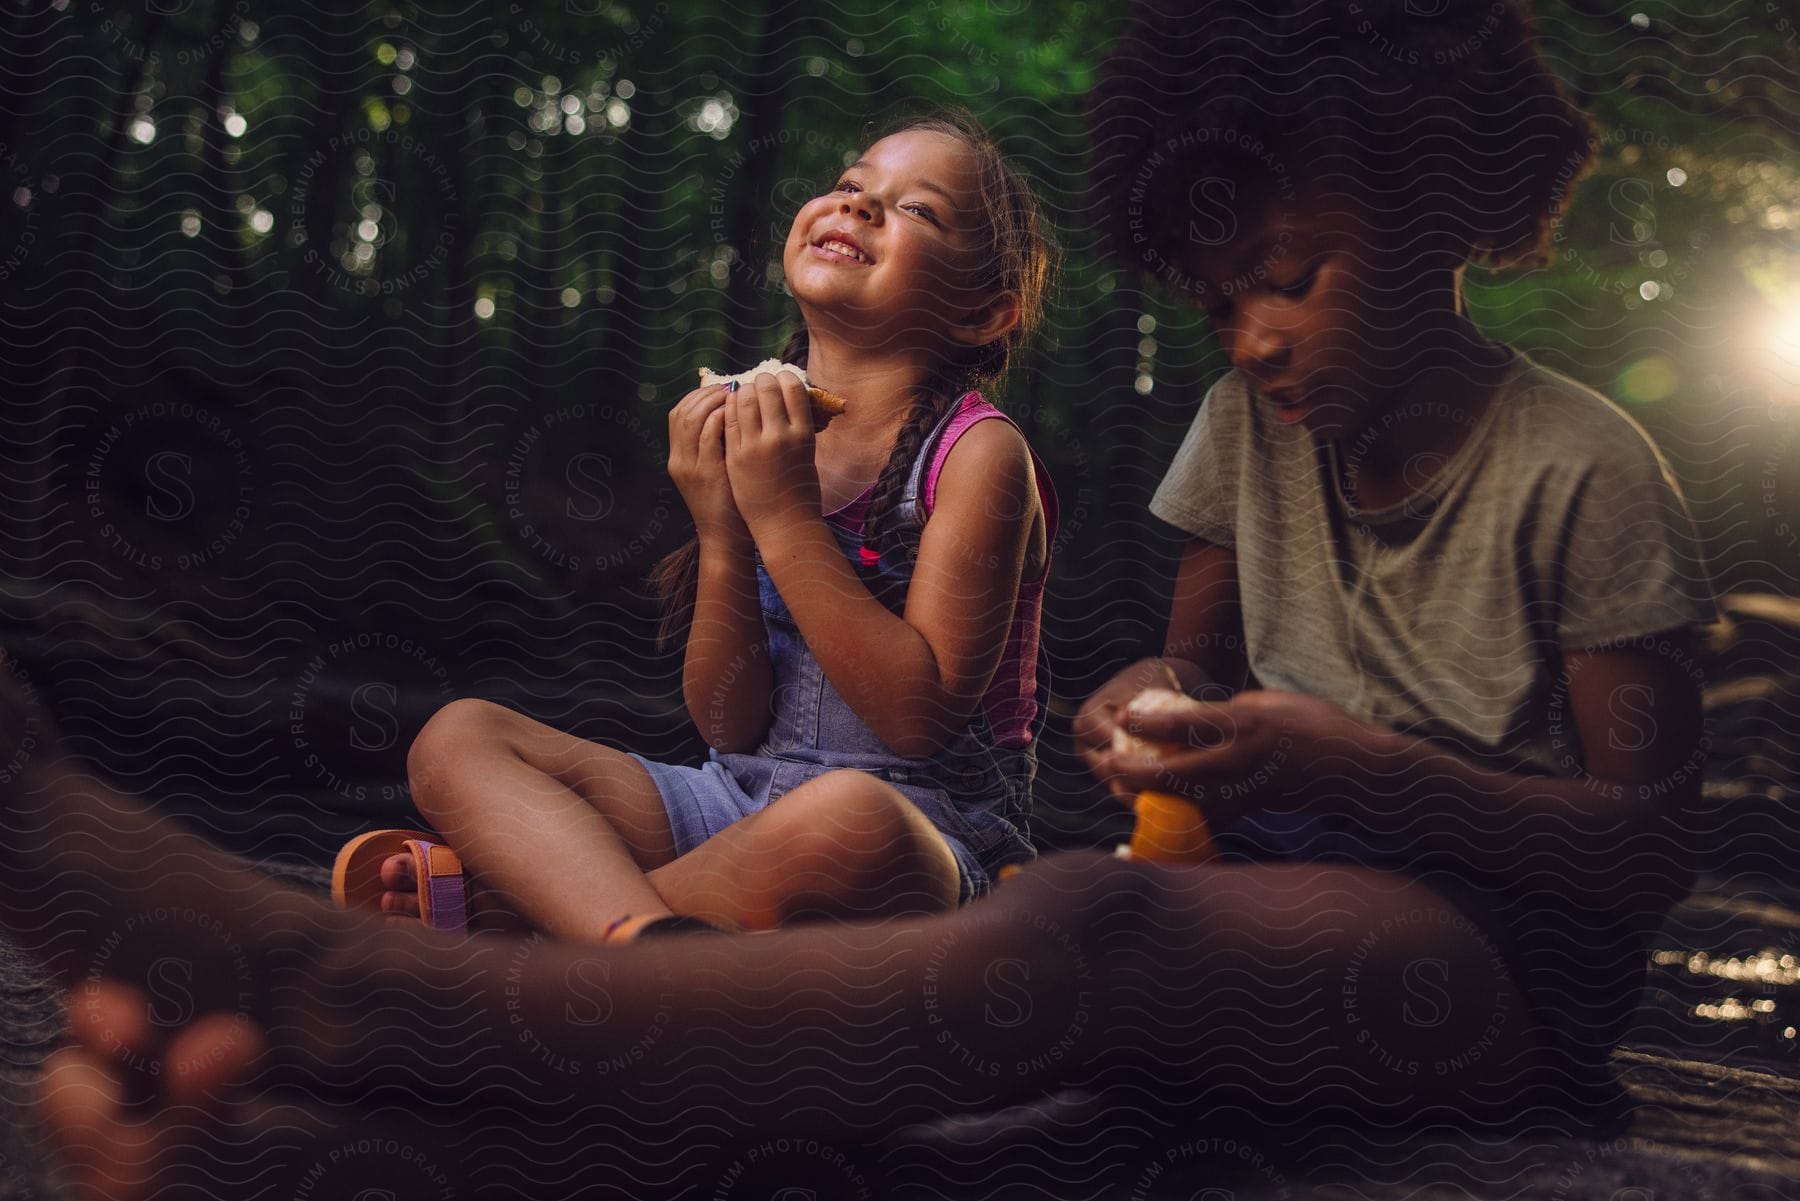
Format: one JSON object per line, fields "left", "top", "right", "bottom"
{"left": 827, "top": 393, "right": 1058, "bottom": 748}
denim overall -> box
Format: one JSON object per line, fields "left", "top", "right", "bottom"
{"left": 635, "top": 398, "right": 1044, "bottom": 902}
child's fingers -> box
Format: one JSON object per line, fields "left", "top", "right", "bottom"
{"left": 770, "top": 370, "right": 814, "bottom": 431}
{"left": 1089, "top": 751, "right": 1148, "bottom": 805}
{"left": 736, "top": 375, "right": 764, "bottom": 438}
{"left": 39, "top": 1045, "right": 159, "bottom": 1200}
{"left": 162, "top": 1012, "right": 267, "bottom": 1109}
{"left": 700, "top": 403, "right": 729, "bottom": 458}
{"left": 1125, "top": 704, "right": 1233, "bottom": 748}
{"left": 1104, "top": 749, "right": 1224, "bottom": 798}
{"left": 1072, "top": 705, "right": 1121, "bottom": 775}
{"left": 747, "top": 370, "right": 807, "bottom": 434}
{"left": 671, "top": 386, "right": 729, "bottom": 445}
{"left": 68, "top": 980, "right": 155, "bottom": 1059}
{"left": 672, "top": 383, "right": 729, "bottom": 414}
{"left": 1072, "top": 700, "right": 1120, "bottom": 745}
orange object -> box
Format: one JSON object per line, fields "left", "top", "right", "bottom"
{"left": 1115, "top": 687, "right": 1217, "bottom": 864}
{"left": 1128, "top": 790, "right": 1214, "bottom": 862}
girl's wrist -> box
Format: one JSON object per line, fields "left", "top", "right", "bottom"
{"left": 695, "top": 519, "right": 753, "bottom": 555}
{"left": 743, "top": 508, "right": 824, "bottom": 553}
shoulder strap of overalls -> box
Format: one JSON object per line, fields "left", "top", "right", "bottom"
{"left": 882, "top": 393, "right": 976, "bottom": 556}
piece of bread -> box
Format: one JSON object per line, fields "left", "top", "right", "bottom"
{"left": 1111, "top": 688, "right": 1207, "bottom": 758}
{"left": 698, "top": 359, "right": 848, "bottom": 422}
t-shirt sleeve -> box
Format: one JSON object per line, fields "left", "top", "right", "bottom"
{"left": 1149, "top": 374, "right": 1246, "bottom": 545}
{"left": 1548, "top": 437, "right": 1719, "bottom": 649}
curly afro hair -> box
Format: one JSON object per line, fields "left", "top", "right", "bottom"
{"left": 1087, "top": 0, "right": 1596, "bottom": 284}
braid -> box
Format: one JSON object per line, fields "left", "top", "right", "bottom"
{"left": 860, "top": 385, "right": 951, "bottom": 611}
{"left": 778, "top": 326, "right": 808, "bottom": 368}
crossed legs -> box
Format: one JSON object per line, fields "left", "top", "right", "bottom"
{"left": 388, "top": 698, "right": 961, "bottom": 939}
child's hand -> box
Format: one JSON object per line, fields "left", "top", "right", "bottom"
{"left": 1095, "top": 690, "right": 1359, "bottom": 822}
{"left": 1073, "top": 678, "right": 1145, "bottom": 785}
{"left": 1073, "top": 659, "right": 1186, "bottom": 788}
{"left": 724, "top": 371, "right": 823, "bottom": 537}
{"left": 668, "top": 383, "right": 744, "bottom": 541}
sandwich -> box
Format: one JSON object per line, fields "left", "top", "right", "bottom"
{"left": 698, "top": 359, "right": 848, "bottom": 424}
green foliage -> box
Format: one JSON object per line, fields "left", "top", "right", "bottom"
{"left": 2, "top": 0, "right": 1793, "bottom": 603}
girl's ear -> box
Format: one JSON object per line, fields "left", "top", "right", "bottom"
{"left": 950, "top": 290, "right": 1022, "bottom": 349}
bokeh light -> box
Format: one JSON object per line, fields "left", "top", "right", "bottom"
{"left": 1615, "top": 353, "right": 1681, "bottom": 404}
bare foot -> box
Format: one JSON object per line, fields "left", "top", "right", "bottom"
{"left": 42, "top": 982, "right": 485, "bottom": 1200}
{"left": 41, "top": 980, "right": 266, "bottom": 1200}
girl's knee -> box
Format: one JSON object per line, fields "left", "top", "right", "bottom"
{"left": 782, "top": 771, "right": 916, "bottom": 844}
{"left": 407, "top": 698, "right": 508, "bottom": 797}
{"left": 767, "top": 773, "right": 958, "bottom": 911}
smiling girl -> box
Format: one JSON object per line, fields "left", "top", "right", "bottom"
{"left": 362, "top": 112, "right": 1058, "bottom": 939}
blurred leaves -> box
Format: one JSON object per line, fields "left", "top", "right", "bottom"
{"left": 0, "top": 0, "right": 1794, "bottom": 624}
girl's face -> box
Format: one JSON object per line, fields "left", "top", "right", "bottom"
{"left": 1171, "top": 177, "right": 1465, "bottom": 444}
{"left": 782, "top": 130, "right": 990, "bottom": 346}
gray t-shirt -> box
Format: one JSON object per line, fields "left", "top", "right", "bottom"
{"left": 1150, "top": 348, "right": 1718, "bottom": 778}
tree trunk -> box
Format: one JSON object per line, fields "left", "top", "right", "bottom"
{"left": 718, "top": 0, "right": 811, "bottom": 367}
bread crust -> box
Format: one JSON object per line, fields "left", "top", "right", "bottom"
{"left": 698, "top": 360, "right": 847, "bottom": 420}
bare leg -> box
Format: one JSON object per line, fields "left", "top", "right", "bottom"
{"left": 382, "top": 766, "right": 964, "bottom": 932}
{"left": 3, "top": 758, "right": 1550, "bottom": 1123}
{"left": 644, "top": 768, "right": 963, "bottom": 929}
{"left": 31, "top": 850, "right": 1560, "bottom": 1199}
{"left": 401, "top": 698, "right": 680, "bottom": 939}
{"left": 397, "top": 700, "right": 960, "bottom": 936}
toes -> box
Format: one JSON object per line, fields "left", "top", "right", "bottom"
{"left": 42, "top": 1008, "right": 267, "bottom": 1199}
{"left": 378, "top": 852, "right": 416, "bottom": 889}
{"left": 379, "top": 890, "right": 421, "bottom": 919}
{"left": 39, "top": 1046, "right": 157, "bottom": 1199}
{"left": 67, "top": 980, "right": 155, "bottom": 1066}
{"left": 162, "top": 1013, "right": 266, "bottom": 1109}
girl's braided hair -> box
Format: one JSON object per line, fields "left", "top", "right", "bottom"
{"left": 650, "top": 107, "right": 1055, "bottom": 644}
{"left": 1087, "top": 0, "right": 1596, "bottom": 284}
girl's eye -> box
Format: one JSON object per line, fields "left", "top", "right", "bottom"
{"left": 904, "top": 203, "right": 940, "bottom": 225}
{"left": 1274, "top": 266, "right": 1319, "bottom": 298}
{"left": 834, "top": 179, "right": 859, "bottom": 193}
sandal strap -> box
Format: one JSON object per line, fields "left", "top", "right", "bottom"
{"left": 404, "top": 839, "right": 467, "bottom": 933}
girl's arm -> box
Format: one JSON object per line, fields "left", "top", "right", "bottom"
{"left": 1074, "top": 538, "right": 1247, "bottom": 786}
{"left": 1109, "top": 633, "right": 1704, "bottom": 917}
{"left": 682, "top": 526, "right": 772, "bottom": 752}
{"left": 765, "top": 420, "right": 1036, "bottom": 757}
{"left": 1330, "top": 635, "right": 1703, "bottom": 916}
{"left": 727, "top": 376, "right": 1037, "bottom": 758}
{"left": 666, "top": 384, "right": 772, "bottom": 751}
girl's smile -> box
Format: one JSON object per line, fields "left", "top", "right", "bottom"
{"left": 809, "top": 229, "right": 873, "bottom": 264}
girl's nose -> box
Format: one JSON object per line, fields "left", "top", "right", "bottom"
{"left": 839, "top": 196, "right": 879, "bottom": 222}
{"left": 1229, "top": 312, "right": 1290, "bottom": 380}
